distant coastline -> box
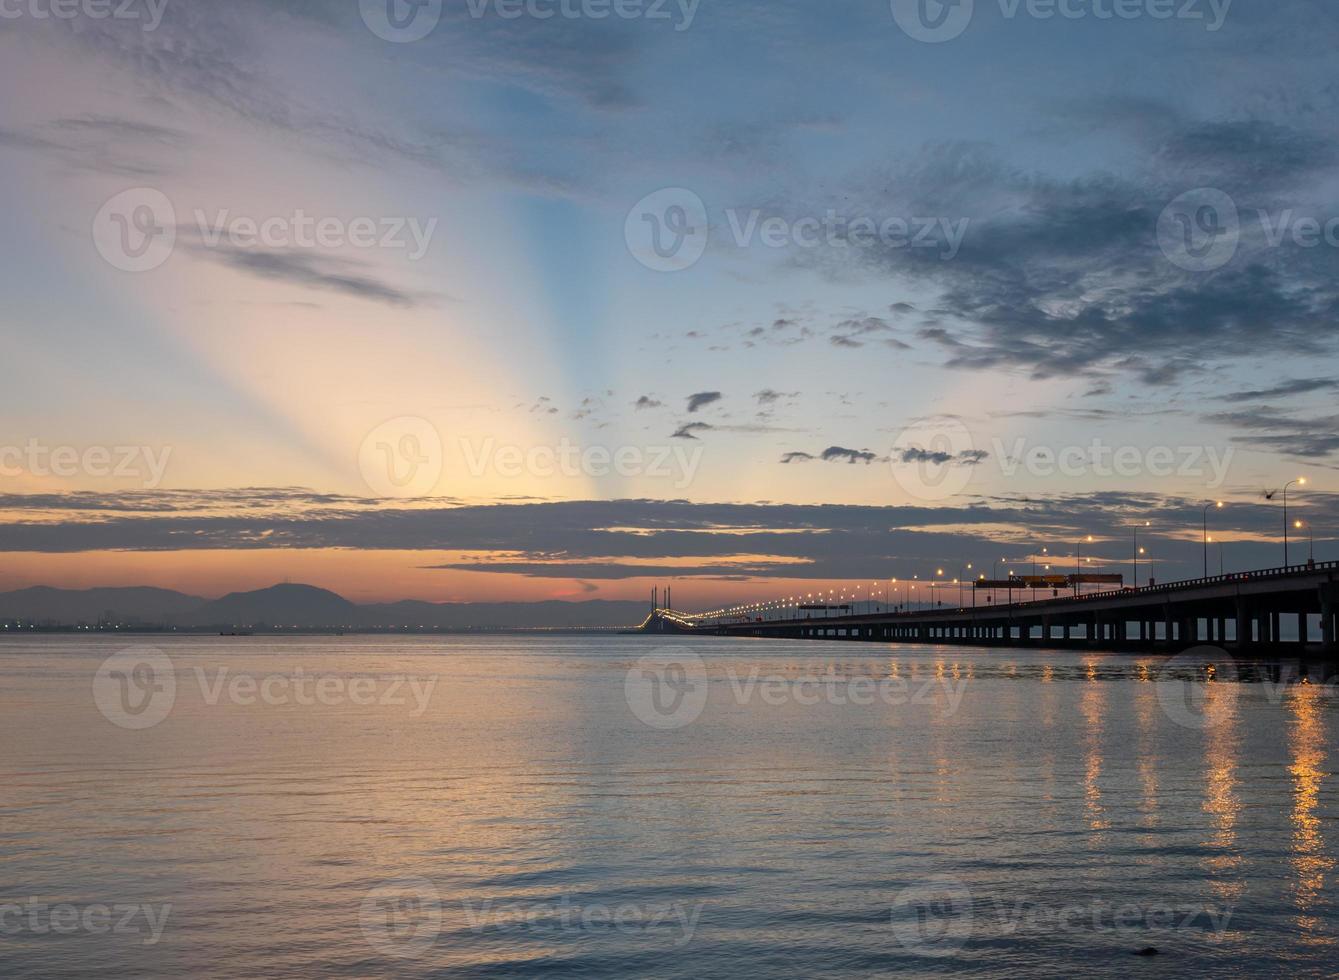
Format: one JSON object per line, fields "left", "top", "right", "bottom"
{"left": 0, "top": 583, "right": 649, "bottom": 633}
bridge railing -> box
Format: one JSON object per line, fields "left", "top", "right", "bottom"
{"left": 1037, "top": 559, "right": 1338, "bottom": 607}
{"left": 681, "top": 560, "right": 1338, "bottom": 626}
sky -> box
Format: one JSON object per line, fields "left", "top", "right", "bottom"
{"left": 0, "top": 0, "right": 1336, "bottom": 605}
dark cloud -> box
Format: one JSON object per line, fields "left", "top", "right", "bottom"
{"left": 0, "top": 114, "right": 190, "bottom": 177}
{"left": 672, "top": 422, "right": 713, "bottom": 440}
{"left": 3, "top": 490, "right": 1331, "bottom": 585}
{"left": 828, "top": 316, "right": 910, "bottom": 350}
{"left": 1216, "top": 378, "right": 1339, "bottom": 403}
{"left": 1203, "top": 408, "right": 1339, "bottom": 459}
{"left": 187, "top": 244, "right": 421, "bottom": 307}
{"left": 897, "top": 448, "right": 989, "bottom": 466}
{"left": 1156, "top": 120, "right": 1339, "bottom": 191}
{"left": 686, "top": 392, "right": 723, "bottom": 413}
{"left": 634, "top": 396, "right": 663, "bottom": 409}
{"left": 817, "top": 130, "right": 1339, "bottom": 386}
{"left": 779, "top": 451, "right": 815, "bottom": 464}
{"left": 821, "top": 447, "right": 878, "bottom": 464}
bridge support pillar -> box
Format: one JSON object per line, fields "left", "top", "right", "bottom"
{"left": 1321, "top": 584, "right": 1337, "bottom": 655}
{"left": 1235, "top": 599, "right": 1251, "bottom": 652}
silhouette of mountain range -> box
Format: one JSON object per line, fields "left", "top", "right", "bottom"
{"left": 0, "top": 584, "right": 649, "bottom": 630}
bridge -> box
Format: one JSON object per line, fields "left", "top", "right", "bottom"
{"left": 639, "top": 561, "right": 1339, "bottom": 656}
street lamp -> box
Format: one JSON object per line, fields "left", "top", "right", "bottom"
{"left": 1202, "top": 501, "right": 1223, "bottom": 579}
{"left": 1075, "top": 535, "right": 1094, "bottom": 596}
{"left": 1132, "top": 521, "right": 1150, "bottom": 588}
{"left": 1284, "top": 478, "right": 1306, "bottom": 566}
{"left": 1267, "top": 478, "right": 1308, "bottom": 565}
{"left": 1296, "top": 519, "right": 1315, "bottom": 564}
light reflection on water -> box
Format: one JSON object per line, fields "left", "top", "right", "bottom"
{"left": 0, "top": 634, "right": 1336, "bottom": 978}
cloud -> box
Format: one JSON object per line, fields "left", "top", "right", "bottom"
{"left": 896, "top": 447, "right": 989, "bottom": 466}
{"left": 634, "top": 396, "right": 663, "bottom": 409}
{"left": 828, "top": 316, "right": 910, "bottom": 350}
{"left": 1203, "top": 408, "right": 1339, "bottom": 459}
{"left": 809, "top": 130, "right": 1339, "bottom": 386}
{"left": 780, "top": 445, "right": 883, "bottom": 464}
{"left": 821, "top": 447, "right": 878, "bottom": 464}
{"left": 0, "top": 114, "right": 190, "bottom": 177}
{"left": 672, "top": 422, "right": 714, "bottom": 440}
{"left": 755, "top": 389, "right": 798, "bottom": 406}
{"left": 1216, "top": 378, "right": 1339, "bottom": 403}
{"left": 4, "top": 489, "right": 1330, "bottom": 584}
{"left": 186, "top": 244, "right": 422, "bottom": 307}
{"left": 686, "top": 392, "right": 723, "bottom": 413}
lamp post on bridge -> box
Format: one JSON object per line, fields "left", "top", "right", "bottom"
{"left": 1202, "top": 500, "right": 1223, "bottom": 579}
{"left": 1296, "top": 520, "right": 1315, "bottom": 565}
{"left": 1075, "top": 535, "right": 1093, "bottom": 597}
{"left": 1132, "top": 521, "right": 1150, "bottom": 588}
{"left": 1281, "top": 478, "right": 1306, "bottom": 567}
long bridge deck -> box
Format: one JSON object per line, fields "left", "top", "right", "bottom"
{"left": 641, "top": 561, "right": 1339, "bottom": 656}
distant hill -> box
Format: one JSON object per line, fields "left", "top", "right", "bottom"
{"left": 0, "top": 584, "right": 650, "bottom": 630}
{"left": 190, "top": 584, "right": 357, "bottom": 628}
{"left": 0, "top": 586, "right": 203, "bottom": 625}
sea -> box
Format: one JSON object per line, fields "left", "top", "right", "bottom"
{"left": 1, "top": 633, "right": 1335, "bottom": 978}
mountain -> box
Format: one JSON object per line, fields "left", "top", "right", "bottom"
{"left": 188, "top": 584, "right": 357, "bottom": 628}
{"left": 0, "top": 584, "right": 651, "bottom": 630}
{"left": 0, "top": 586, "right": 202, "bottom": 625}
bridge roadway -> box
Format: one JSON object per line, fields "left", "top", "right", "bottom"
{"left": 643, "top": 561, "right": 1339, "bottom": 656}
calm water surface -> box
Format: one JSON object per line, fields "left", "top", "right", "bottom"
{"left": 1, "top": 634, "right": 1336, "bottom": 978}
